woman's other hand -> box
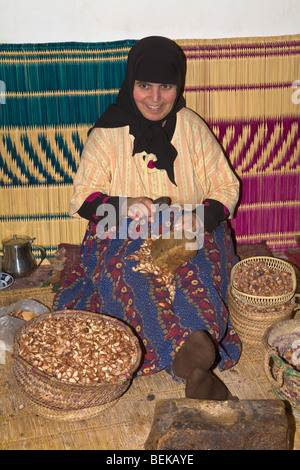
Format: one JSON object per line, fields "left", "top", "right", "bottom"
{"left": 174, "top": 211, "right": 203, "bottom": 237}
{"left": 127, "top": 197, "right": 156, "bottom": 222}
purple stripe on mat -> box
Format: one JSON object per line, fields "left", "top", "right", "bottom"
{"left": 239, "top": 173, "right": 300, "bottom": 205}
{"left": 184, "top": 48, "right": 300, "bottom": 60}
{"left": 206, "top": 117, "right": 300, "bottom": 178}
{"left": 181, "top": 41, "right": 300, "bottom": 60}
{"left": 185, "top": 82, "right": 295, "bottom": 93}
{"left": 181, "top": 40, "right": 300, "bottom": 53}
{"left": 232, "top": 205, "right": 299, "bottom": 236}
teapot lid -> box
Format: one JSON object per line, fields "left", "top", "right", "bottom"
{"left": 2, "top": 234, "right": 35, "bottom": 247}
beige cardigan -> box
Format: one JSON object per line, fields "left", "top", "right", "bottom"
{"left": 70, "top": 107, "right": 240, "bottom": 217}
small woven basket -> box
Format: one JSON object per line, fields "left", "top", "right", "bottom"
{"left": 228, "top": 287, "right": 296, "bottom": 346}
{"left": 230, "top": 256, "right": 296, "bottom": 307}
{"left": 263, "top": 319, "right": 300, "bottom": 417}
{"left": 12, "top": 310, "right": 142, "bottom": 420}
{"left": 0, "top": 285, "right": 55, "bottom": 309}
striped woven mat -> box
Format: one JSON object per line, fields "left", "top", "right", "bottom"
{"left": 0, "top": 36, "right": 299, "bottom": 258}
{"left": 1, "top": 343, "right": 299, "bottom": 450}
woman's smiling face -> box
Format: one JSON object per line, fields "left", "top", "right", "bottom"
{"left": 133, "top": 81, "right": 177, "bottom": 121}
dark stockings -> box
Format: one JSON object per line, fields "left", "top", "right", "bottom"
{"left": 171, "top": 330, "right": 234, "bottom": 400}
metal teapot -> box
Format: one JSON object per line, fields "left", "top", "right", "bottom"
{"left": 2, "top": 234, "right": 46, "bottom": 278}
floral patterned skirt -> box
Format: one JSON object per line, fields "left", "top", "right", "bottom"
{"left": 53, "top": 218, "right": 241, "bottom": 375}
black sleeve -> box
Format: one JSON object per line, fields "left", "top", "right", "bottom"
{"left": 203, "top": 199, "right": 230, "bottom": 233}
{"left": 77, "top": 193, "right": 122, "bottom": 225}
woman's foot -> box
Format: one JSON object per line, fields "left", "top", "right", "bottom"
{"left": 172, "top": 330, "right": 216, "bottom": 380}
{"left": 185, "top": 367, "right": 235, "bottom": 401}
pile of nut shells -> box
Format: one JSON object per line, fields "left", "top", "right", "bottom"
{"left": 126, "top": 239, "right": 176, "bottom": 301}
{"left": 232, "top": 260, "right": 293, "bottom": 297}
{"left": 18, "top": 314, "right": 137, "bottom": 385}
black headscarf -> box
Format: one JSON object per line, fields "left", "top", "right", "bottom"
{"left": 89, "top": 36, "right": 186, "bottom": 185}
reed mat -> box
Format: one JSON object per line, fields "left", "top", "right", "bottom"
{"left": 0, "top": 35, "right": 299, "bottom": 256}
{"left": 177, "top": 35, "right": 300, "bottom": 251}
{"left": 1, "top": 338, "right": 299, "bottom": 450}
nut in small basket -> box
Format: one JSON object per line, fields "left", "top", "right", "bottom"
{"left": 231, "top": 256, "right": 296, "bottom": 307}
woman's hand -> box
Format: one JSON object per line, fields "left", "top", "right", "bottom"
{"left": 126, "top": 197, "right": 156, "bottom": 222}
{"left": 174, "top": 212, "right": 204, "bottom": 237}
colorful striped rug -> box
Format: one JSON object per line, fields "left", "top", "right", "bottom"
{"left": 0, "top": 36, "right": 299, "bottom": 258}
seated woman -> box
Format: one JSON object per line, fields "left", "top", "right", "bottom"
{"left": 53, "top": 36, "right": 241, "bottom": 400}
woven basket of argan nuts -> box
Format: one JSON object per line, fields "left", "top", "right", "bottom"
{"left": 12, "top": 310, "right": 142, "bottom": 421}
{"left": 228, "top": 257, "right": 298, "bottom": 346}
{"left": 230, "top": 257, "right": 297, "bottom": 307}
{"left": 228, "top": 287, "right": 297, "bottom": 346}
